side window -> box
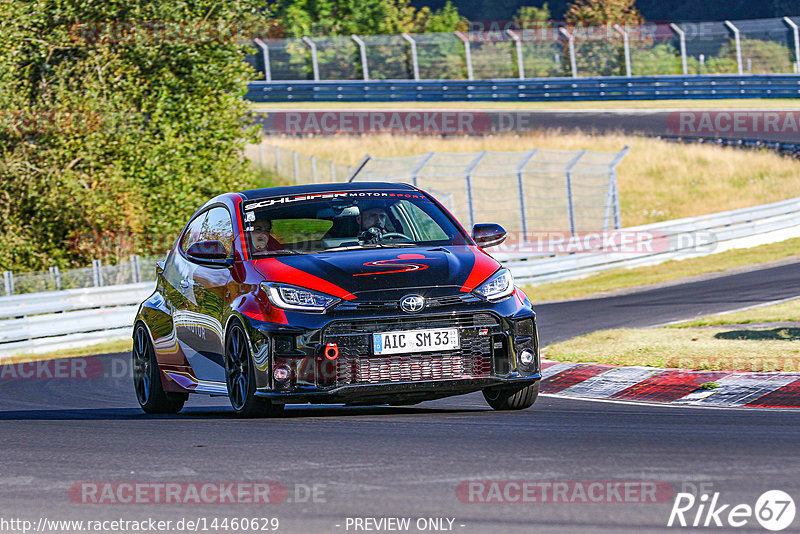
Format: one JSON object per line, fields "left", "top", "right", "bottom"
{"left": 399, "top": 201, "right": 448, "bottom": 241}
{"left": 200, "top": 207, "right": 234, "bottom": 257}
{"left": 180, "top": 212, "right": 208, "bottom": 253}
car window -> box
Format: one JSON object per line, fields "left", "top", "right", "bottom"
{"left": 393, "top": 200, "right": 448, "bottom": 241}
{"left": 200, "top": 207, "right": 234, "bottom": 257}
{"left": 180, "top": 212, "right": 207, "bottom": 253}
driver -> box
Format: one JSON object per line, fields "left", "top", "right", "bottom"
{"left": 250, "top": 218, "right": 283, "bottom": 252}
{"left": 358, "top": 207, "right": 390, "bottom": 233}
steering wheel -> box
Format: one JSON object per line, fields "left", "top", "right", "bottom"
{"left": 379, "top": 232, "right": 412, "bottom": 241}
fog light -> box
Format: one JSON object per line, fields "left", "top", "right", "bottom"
{"left": 273, "top": 366, "right": 290, "bottom": 381}
{"left": 519, "top": 350, "right": 534, "bottom": 366}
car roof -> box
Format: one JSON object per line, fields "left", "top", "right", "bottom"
{"left": 239, "top": 181, "right": 417, "bottom": 200}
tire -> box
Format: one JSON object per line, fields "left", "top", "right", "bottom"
{"left": 225, "top": 323, "right": 284, "bottom": 418}
{"left": 482, "top": 381, "right": 539, "bottom": 411}
{"left": 132, "top": 324, "right": 187, "bottom": 414}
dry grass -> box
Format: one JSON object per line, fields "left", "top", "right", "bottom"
{"left": 1, "top": 339, "right": 131, "bottom": 364}
{"left": 524, "top": 239, "right": 800, "bottom": 302}
{"left": 252, "top": 99, "right": 800, "bottom": 110}
{"left": 263, "top": 132, "right": 800, "bottom": 227}
{"left": 545, "top": 326, "right": 800, "bottom": 372}
{"left": 673, "top": 298, "right": 800, "bottom": 328}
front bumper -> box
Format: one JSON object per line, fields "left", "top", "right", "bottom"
{"left": 245, "top": 303, "right": 539, "bottom": 404}
{"left": 255, "top": 374, "right": 541, "bottom": 405}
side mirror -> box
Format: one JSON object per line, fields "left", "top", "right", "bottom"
{"left": 472, "top": 223, "right": 507, "bottom": 248}
{"left": 186, "top": 240, "right": 232, "bottom": 267}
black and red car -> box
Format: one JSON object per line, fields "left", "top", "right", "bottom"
{"left": 133, "top": 182, "right": 540, "bottom": 417}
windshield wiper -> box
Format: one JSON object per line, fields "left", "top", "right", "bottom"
{"left": 325, "top": 242, "right": 418, "bottom": 252}
{"left": 258, "top": 250, "right": 303, "bottom": 256}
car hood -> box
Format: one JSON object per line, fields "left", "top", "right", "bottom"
{"left": 252, "top": 245, "right": 501, "bottom": 299}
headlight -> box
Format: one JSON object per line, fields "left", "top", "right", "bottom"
{"left": 474, "top": 269, "right": 514, "bottom": 301}
{"left": 261, "top": 282, "right": 340, "bottom": 312}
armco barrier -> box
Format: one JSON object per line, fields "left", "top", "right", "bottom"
{"left": 0, "top": 283, "right": 153, "bottom": 357}
{"left": 498, "top": 197, "right": 800, "bottom": 284}
{"left": 246, "top": 75, "right": 800, "bottom": 102}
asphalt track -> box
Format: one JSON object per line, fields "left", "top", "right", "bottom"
{"left": 2, "top": 261, "right": 800, "bottom": 533}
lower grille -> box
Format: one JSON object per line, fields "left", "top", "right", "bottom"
{"left": 322, "top": 313, "right": 500, "bottom": 386}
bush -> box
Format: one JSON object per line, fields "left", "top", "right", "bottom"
{"left": 0, "top": 0, "right": 269, "bottom": 271}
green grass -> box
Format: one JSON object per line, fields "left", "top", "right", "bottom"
{"left": 2, "top": 338, "right": 131, "bottom": 364}
{"left": 522, "top": 238, "right": 800, "bottom": 303}
{"left": 251, "top": 99, "right": 800, "bottom": 111}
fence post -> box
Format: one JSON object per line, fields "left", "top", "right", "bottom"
{"left": 130, "top": 254, "right": 141, "bottom": 284}
{"left": 669, "top": 23, "right": 688, "bottom": 75}
{"left": 3, "top": 271, "right": 13, "bottom": 296}
{"left": 351, "top": 34, "right": 370, "bottom": 81}
{"left": 401, "top": 33, "right": 420, "bottom": 80}
{"left": 275, "top": 145, "right": 281, "bottom": 174}
{"left": 564, "top": 150, "right": 587, "bottom": 236}
{"left": 506, "top": 29, "right": 525, "bottom": 79}
{"left": 253, "top": 38, "right": 272, "bottom": 82}
{"left": 614, "top": 25, "right": 632, "bottom": 77}
{"left": 293, "top": 151, "right": 300, "bottom": 183}
{"left": 302, "top": 36, "right": 320, "bottom": 81}
{"left": 92, "top": 259, "right": 103, "bottom": 287}
{"left": 49, "top": 266, "right": 61, "bottom": 291}
{"left": 454, "top": 31, "right": 474, "bottom": 80}
{"left": 409, "top": 152, "right": 435, "bottom": 187}
{"left": 724, "top": 21, "right": 743, "bottom": 75}
{"left": 559, "top": 27, "right": 578, "bottom": 78}
{"left": 311, "top": 155, "right": 318, "bottom": 183}
{"left": 463, "top": 151, "right": 487, "bottom": 229}
{"left": 330, "top": 160, "right": 336, "bottom": 182}
{"left": 258, "top": 140, "right": 265, "bottom": 167}
{"left": 785, "top": 17, "right": 800, "bottom": 75}
{"left": 515, "top": 149, "right": 538, "bottom": 240}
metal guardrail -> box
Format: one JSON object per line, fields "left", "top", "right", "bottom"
{"left": 658, "top": 136, "right": 800, "bottom": 158}
{"left": 246, "top": 75, "right": 800, "bottom": 102}
{"left": 2, "top": 197, "right": 799, "bottom": 355}
{"left": 499, "top": 197, "right": 800, "bottom": 284}
{"left": 0, "top": 283, "right": 153, "bottom": 356}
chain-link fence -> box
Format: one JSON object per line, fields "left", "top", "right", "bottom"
{"left": 351, "top": 148, "right": 629, "bottom": 233}
{"left": 2, "top": 256, "right": 158, "bottom": 296}
{"left": 246, "top": 142, "right": 354, "bottom": 184}
{"left": 249, "top": 17, "right": 800, "bottom": 81}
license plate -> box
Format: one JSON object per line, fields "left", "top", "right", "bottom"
{"left": 372, "top": 328, "right": 460, "bottom": 355}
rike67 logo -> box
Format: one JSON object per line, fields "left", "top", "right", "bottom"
{"left": 668, "top": 490, "right": 795, "bottom": 531}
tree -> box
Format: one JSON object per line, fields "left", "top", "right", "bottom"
{"left": 565, "top": 0, "right": 642, "bottom": 26}
{"left": 0, "top": 0, "right": 269, "bottom": 270}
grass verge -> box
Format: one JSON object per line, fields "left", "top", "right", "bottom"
{"left": 251, "top": 99, "right": 800, "bottom": 111}
{"left": 522, "top": 238, "right": 800, "bottom": 302}
{"left": 545, "top": 325, "right": 800, "bottom": 373}
{"left": 1, "top": 338, "right": 132, "bottom": 365}
{"left": 262, "top": 132, "right": 800, "bottom": 228}
{"left": 545, "top": 297, "right": 800, "bottom": 372}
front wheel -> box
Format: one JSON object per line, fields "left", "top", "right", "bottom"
{"left": 225, "top": 323, "right": 284, "bottom": 418}
{"left": 132, "top": 324, "right": 187, "bottom": 414}
{"left": 482, "top": 381, "right": 539, "bottom": 411}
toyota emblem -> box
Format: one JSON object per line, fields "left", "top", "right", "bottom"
{"left": 400, "top": 295, "right": 425, "bottom": 313}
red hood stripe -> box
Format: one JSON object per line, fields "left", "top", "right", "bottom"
{"left": 460, "top": 246, "right": 501, "bottom": 292}
{"left": 254, "top": 258, "right": 357, "bottom": 300}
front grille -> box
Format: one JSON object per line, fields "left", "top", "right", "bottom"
{"left": 321, "top": 313, "right": 501, "bottom": 386}
{"left": 335, "top": 293, "right": 482, "bottom": 312}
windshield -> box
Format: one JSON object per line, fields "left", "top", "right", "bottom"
{"left": 242, "top": 190, "right": 469, "bottom": 257}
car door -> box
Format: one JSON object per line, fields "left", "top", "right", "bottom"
{"left": 179, "top": 206, "right": 235, "bottom": 384}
